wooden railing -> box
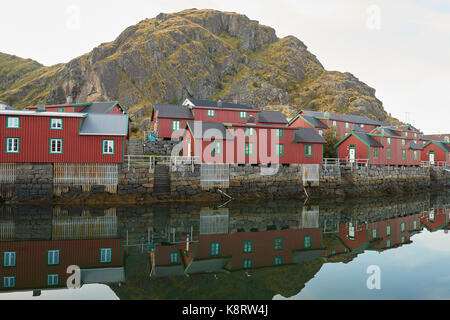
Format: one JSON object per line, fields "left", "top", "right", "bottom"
{"left": 323, "top": 158, "right": 369, "bottom": 168}
{"left": 421, "top": 161, "right": 448, "bottom": 168}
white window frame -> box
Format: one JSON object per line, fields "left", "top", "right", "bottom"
{"left": 50, "top": 139, "right": 63, "bottom": 154}
{"left": 47, "top": 274, "right": 59, "bottom": 286}
{"left": 102, "top": 140, "right": 115, "bottom": 155}
{"left": 50, "top": 118, "right": 63, "bottom": 130}
{"left": 3, "top": 252, "right": 16, "bottom": 267}
{"left": 3, "top": 276, "right": 15, "bottom": 288}
{"left": 47, "top": 250, "right": 60, "bottom": 265}
{"left": 7, "top": 117, "right": 20, "bottom": 129}
{"left": 100, "top": 248, "right": 112, "bottom": 263}
{"left": 6, "top": 138, "right": 19, "bottom": 153}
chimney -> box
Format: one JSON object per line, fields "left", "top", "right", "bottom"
{"left": 37, "top": 104, "right": 46, "bottom": 112}
{"left": 66, "top": 95, "right": 73, "bottom": 104}
{"left": 217, "top": 100, "right": 222, "bottom": 107}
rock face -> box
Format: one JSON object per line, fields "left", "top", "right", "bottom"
{"left": 0, "top": 9, "right": 391, "bottom": 122}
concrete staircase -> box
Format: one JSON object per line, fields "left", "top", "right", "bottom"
{"left": 153, "top": 164, "right": 171, "bottom": 196}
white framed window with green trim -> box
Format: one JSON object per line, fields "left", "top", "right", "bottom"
{"left": 2, "top": 276, "right": 15, "bottom": 288}
{"left": 172, "top": 120, "right": 181, "bottom": 131}
{"left": 47, "top": 250, "right": 60, "bottom": 266}
{"left": 210, "top": 242, "right": 220, "bottom": 256}
{"left": 245, "top": 127, "right": 255, "bottom": 137}
{"left": 49, "top": 139, "right": 63, "bottom": 154}
{"left": 304, "top": 145, "right": 313, "bottom": 157}
{"left": 304, "top": 235, "right": 312, "bottom": 248}
{"left": 274, "top": 256, "right": 283, "bottom": 266}
{"left": 239, "top": 111, "right": 248, "bottom": 119}
{"left": 211, "top": 141, "right": 222, "bottom": 156}
{"left": 401, "top": 150, "right": 407, "bottom": 160}
{"left": 275, "top": 129, "right": 284, "bottom": 138}
{"left": 207, "top": 109, "right": 216, "bottom": 117}
{"left": 3, "top": 252, "right": 16, "bottom": 267}
{"left": 50, "top": 118, "right": 63, "bottom": 130}
{"left": 373, "top": 148, "right": 379, "bottom": 159}
{"left": 275, "top": 144, "right": 284, "bottom": 157}
{"left": 6, "top": 137, "right": 20, "bottom": 153}
{"left": 102, "top": 140, "right": 115, "bottom": 155}
{"left": 6, "top": 117, "right": 20, "bottom": 129}
{"left": 243, "top": 259, "right": 253, "bottom": 270}
{"left": 100, "top": 248, "right": 112, "bottom": 264}
{"left": 47, "top": 274, "right": 59, "bottom": 286}
{"left": 387, "top": 148, "right": 392, "bottom": 160}
{"left": 170, "top": 252, "right": 179, "bottom": 264}
{"left": 243, "top": 240, "right": 253, "bottom": 253}
{"left": 274, "top": 237, "right": 283, "bottom": 250}
{"left": 244, "top": 142, "right": 254, "bottom": 156}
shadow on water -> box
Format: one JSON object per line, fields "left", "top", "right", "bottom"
{"left": 0, "top": 190, "right": 448, "bottom": 300}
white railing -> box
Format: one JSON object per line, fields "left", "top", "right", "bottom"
{"left": 0, "top": 163, "right": 16, "bottom": 183}
{"left": 421, "top": 161, "right": 448, "bottom": 168}
{"left": 125, "top": 155, "right": 199, "bottom": 171}
{"left": 323, "top": 158, "right": 369, "bottom": 168}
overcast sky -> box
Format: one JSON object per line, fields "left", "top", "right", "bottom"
{"left": 0, "top": 0, "right": 449, "bottom": 133}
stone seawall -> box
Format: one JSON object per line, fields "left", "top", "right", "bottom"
{"left": 0, "top": 162, "right": 448, "bottom": 204}
{"left": 128, "top": 138, "right": 179, "bottom": 156}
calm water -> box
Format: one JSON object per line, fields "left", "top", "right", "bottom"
{"left": 0, "top": 191, "right": 449, "bottom": 300}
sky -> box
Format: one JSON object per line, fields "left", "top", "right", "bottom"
{"left": 0, "top": 0, "right": 449, "bottom": 134}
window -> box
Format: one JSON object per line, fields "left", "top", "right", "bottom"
{"left": 361, "top": 124, "right": 365, "bottom": 128}
{"left": 58, "top": 108, "right": 65, "bottom": 113}
{"left": 210, "top": 242, "right": 220, "bottom": 256}
{"left": 274, "top": 238, "right": 283, "bottom": 250}
{"left": 402, "top": 150, "right": 406, "bottom": 160}
{"left": 414, "top": 133, "right": 418, "bottom": 138}
{"left": 245, "top": 143, "right": 254, "bottom": 156}
{"left": 50, "top": 118, "right": 63, "bottom": 130}
{"left": 387, "top": 225, "right": 391, "bottom": 236}
{"left": 102, "top": 140, "right": 115, "bottom": 155}
{"left": 6, "top": 138, "right": 19, "bottom": 153}
{"left": 387, "top": 149, "right": 392, "bottom": 160}
{"left": 211, "top": 141, "right": 222, "bottom": 156}
{"left": 3, "top": 276, "right": 15, "bottom": 288}
{"left": 47, "top": 250, "right": 60, "bottom": 265}
{"left": 3, "top": 252, "right": 16, "bottom": 267}
{"left": 405, "top": 132, "right": 408, "bottom": 137}
{"left": 414, "top": 150, "right": 418, "bottom": 160}
{"left": 401, "top": 236, "right": 405, "bottom": 244}
{"left": 207, "top": 110, "right": 215, "bottom": 117}
{"left": 304, "top": 145, "right": 313, "bottom": 157}
{"left": 274, "top": 256, "right": 283, "bottom": 266}
{"left": 50, "top": 139, "right": 63, "bottom": 154}
{"left": 333, "top": 121, "right": 337, "bottom": 127}
{"left": 100, "top": 248, "right": 112, "bottom": 263}
{"left": 387, "top": 138, "right": 392, "bottom": 145}
{"left": 345, "top": 122, "right": 350, "bottom": 129}
{"left": 47, "top": 274, "right": 59, "bottom": 286}
{"left": 6, "top": 117, "right": 19, "bottom": 129}
{"left": 276, "top": 129, "right": 284, "bottom": 138}
{"left": 304, "top": 235, "right": 312, "bottom": 249}
{"left": 372, "top": 228, "right": 377, "bottom": 239}
{"left": 402, "top": 139, "right": 406, "bottom": 146}
{"left": 243, "top": 259, "right": 253, "bottom": 270}
{"left": 172, "top": 120, "right": 181, "bottom": 131}
{"left": 413, "top": 220, "right": 418, "bottom": 230}
{"left": 373, "top": 148, "right": 378, "bottom": 159}
{"left": 445, "top": 136, "right": 450, "bottom": 143}
{"left": 170, "top": 252, "right": 179, "bottom": 264}
{"left": 275, "top": 144, "right": 284, "bottom": 157}
{"left": 239, "top": 111, "right": 248, "bottom": 119}
{"left": 245, "top": 127, "right": 255, "bottom": 136}
{"left": 243, "top": 240, "right": 253, "bottom": 253}
{"left": 386, "top": 240, "right": 391, "bottom": 248}
{"left": 318, "top": 130, "right": 323, "bottom": 136}
{"left": 401, "top": 222, "right": 406, "bottom": 233}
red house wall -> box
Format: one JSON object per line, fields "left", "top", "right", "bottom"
{"left": 193, "top": 107, "right": 259, "bottom": 124}
{"left": 0, "top": 115, "right": 125, "bottom": 163}
{"left": 156, "top": 118, "right": 191, "bottom": 139}
{"left": 421, "top": 143, "right": 449, "bottom": 163}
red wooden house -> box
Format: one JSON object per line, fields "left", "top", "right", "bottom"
{"left": 150, "top": 104, "right": 194, "bottom": 140}
{"left": 0, "top": 109, "right": 129, "bottom": 164}
{"left": 424, "top": 134, "right": 450, "bottom": 143}
{"left": 289, "top": 110, "right": 384, "bottom": 140}
{"left": 420, "top": 207, "right": 449, "bottom": 232}
{"left": 26, "top": 101, "right": 131, "bottom": 117}
{"left": 335, "top": 126, "right": 423, "bottom": 166}
{"left": 421, "top": 140, "right": 450, "bottom": 165}
{"left": 182, "top": 121, "right": 326, "bottom": 165}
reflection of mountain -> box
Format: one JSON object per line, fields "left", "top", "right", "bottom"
{"left": 0, "top": 208, "right": 124, "bottom": 293}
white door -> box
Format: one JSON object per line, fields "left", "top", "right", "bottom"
{"left": 187, "top": 139, "right": 191, "bottom": 157}
{"left": 349, "top": 147, "right": 356, "bottom": 163}
{"left": 429, "top": 151, "right": 435, "bottom": 165}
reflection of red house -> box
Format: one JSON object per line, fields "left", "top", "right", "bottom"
{"left": 0, "top": 239, "right": 123, "bottom": 291}
{"left": 420, "top": 208, "right": 449, "bottom": 232}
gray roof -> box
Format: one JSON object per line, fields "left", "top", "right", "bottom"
{"left": 258, "top": 110, "right": 288, "bottom": 124}
{"left": 82, "top": 102, "right": 124, "bottom": 114}
{"left": 410, "top": 141, "right": 423, "bottom": 150}
{"left": 186, "top": 99, "right": 255, "bottom": 110}
{"left": 153, "top": 104, "right": 194, "bottom": 119}
{"left": 302, "top": 110, "right": 382, "bottom": 126}
{"left": 299, "top": 115, "right": 328, "bottom": 129}
{"left": 374, "top": 127, "right": 401, "bottom": 137}
{"left": 294, "top": 128, "right": 327, "bottom": 144}
{"left": 0, "top": 101, "right": 14, "bottom": 110}
{"left": 352, "top": 131, "right": 384, "bottom": 147}
{"left": 420, "top": 135, "right": 431, "bottom": 141}
{"left": 185, "top": 258, "right": 231, "bottom": 275}
{"left": 187, "top": 121, "right": 234, "bottom": 140}
{"left": 79, "top": 114, "right": 128, "bottom": 136}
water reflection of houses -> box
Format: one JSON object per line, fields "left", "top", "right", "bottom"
{"left": 151, "top": 206, "right": 324, "bottom": 278}
{"left": 0, "top": 207, "right": 124, "bottom": 293}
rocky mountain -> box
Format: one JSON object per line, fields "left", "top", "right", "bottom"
{"left": 0, "top": 9, "right": 395, "bottom": 123}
